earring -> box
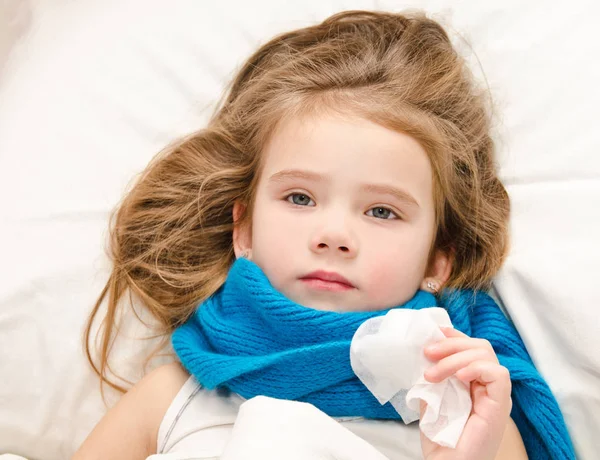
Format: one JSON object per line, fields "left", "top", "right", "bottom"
{"left": 237, "top": 250, "right": 251, "bottom": 260}
{"left": 427, "top": 280, "right": 439, "bottom": 294}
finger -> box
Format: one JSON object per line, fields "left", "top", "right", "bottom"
{"left": 456, "top": 361, "right": 512, "bottom": 405}
{"left": 424, "top": 347, "right": 495, "bottom": 383}
{"left": 439, "top": 327, "right": 468, "bottom": 338}
{"left": 424, "top": 336, "right": 496, "bottom": 360}
{"left": 471, "top": 381, "right": 488, "bottom": 401}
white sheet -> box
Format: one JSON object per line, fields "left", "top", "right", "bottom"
{"left": 221, "top": 396, "right": 390, "bottom": 460}
{"left": 1, "top": 1, "right": 598, "bottom": 459}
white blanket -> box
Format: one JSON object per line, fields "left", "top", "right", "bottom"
{"left": 222, "top": 396, "right": 390, "bottom": 460}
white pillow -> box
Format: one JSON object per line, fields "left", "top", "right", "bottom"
{"left": 0, "top": 1, "right": 597, "bottom": 459}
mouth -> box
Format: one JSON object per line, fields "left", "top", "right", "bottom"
{"left": 299, "top": 270, "right": 356, "bottom": 292}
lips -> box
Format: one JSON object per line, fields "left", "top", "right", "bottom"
{"left": 300, "top": 270, "right": 355, "bottom": 288}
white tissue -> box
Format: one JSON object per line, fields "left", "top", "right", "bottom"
{"left": 350, "top": 308, "right": 472, "bottom": 448}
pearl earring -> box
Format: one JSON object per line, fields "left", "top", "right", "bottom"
{"left": 427, "top": 281, "right": 439, "bottom": 294}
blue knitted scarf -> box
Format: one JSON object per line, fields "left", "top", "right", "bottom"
{"left": 172, "top": 258, "right": 574, "bottom": 459}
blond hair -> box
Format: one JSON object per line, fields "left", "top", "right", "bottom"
{"left": 85, "top": 10, "right": 510, "bottom": 393}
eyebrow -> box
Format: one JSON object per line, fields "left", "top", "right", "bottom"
{"left": 268, "top": 169, "right": 420, "bottom": 207}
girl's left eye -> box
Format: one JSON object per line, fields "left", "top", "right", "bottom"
{"left": 286, "top": 193, "right": 315, "bottom": 206}
{"left": 366, "top": 207, "right": 399, "bottom": 220}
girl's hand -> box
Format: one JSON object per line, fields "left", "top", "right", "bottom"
{"left": 420, "top": 327, "right": 513, "bottom": 460}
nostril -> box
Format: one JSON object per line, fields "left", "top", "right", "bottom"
{"left": 318, "top": 243, "right": 327, "bottom": 249}
{"left": 339, "top": 246, "right": 349, "bottom": 252}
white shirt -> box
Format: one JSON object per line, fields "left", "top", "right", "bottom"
{"left": 147, "top": 376, "right": 423, "bottom": 460}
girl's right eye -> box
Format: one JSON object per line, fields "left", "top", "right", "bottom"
{"left": 286, "top": 193, "right": 315, "bottom": 207}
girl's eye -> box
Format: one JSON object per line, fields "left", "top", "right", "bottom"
{"left": 366, "top": 206, "right": 399, "bottom": 220}
{"left": 286, "top": 193, "right": 315, "bottom": 206}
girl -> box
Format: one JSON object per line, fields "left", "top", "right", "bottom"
{"left": 74, "top": 10, "right": 574, "bottom": 460}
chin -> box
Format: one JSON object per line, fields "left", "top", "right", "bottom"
{"left": 285, "top": 294, "right": 343, "bottom": 312}
{"left": 304, "top": 303, "right": 346, "bottom": 312}
{"left": 309, "top": 296, "right": 404, "bottom": 313}
{"left": 281, "top": 286, "right": 387, "bottom": 313}
{"left": 292, "top": 296, "right": 372, "bottom": 313}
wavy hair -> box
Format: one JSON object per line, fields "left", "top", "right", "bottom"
{"left": 85, "top": 10, "right": 510, "bottom": 393}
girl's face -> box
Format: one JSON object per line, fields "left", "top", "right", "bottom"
{"left": 234, "top": 112, "right": 450, "bottom": 312}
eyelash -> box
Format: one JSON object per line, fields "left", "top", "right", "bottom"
{"left": 284, "top": 193, "right": 401, "bottom": 220}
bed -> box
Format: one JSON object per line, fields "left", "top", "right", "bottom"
{"left": 0, "top": 0, "right": 598, "bottom": 458}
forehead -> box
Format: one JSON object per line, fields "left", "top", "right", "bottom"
{"left": 259, "top": 112, "right": 434, "bottom": 202}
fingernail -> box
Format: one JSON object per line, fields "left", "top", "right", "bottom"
{"left": 424, "top": 367, "right": 436, "bottom": 379}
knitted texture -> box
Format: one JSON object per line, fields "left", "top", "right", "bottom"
{"left": 172, "top": 258, "right": 575, "bottom": 459}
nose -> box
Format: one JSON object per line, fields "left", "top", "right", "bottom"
{"left": 309, "top": 222, "right": 358, "bottom": 258}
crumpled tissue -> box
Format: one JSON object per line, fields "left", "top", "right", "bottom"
{"left": 350, "top": 307, "right": 472, "bottom": 448}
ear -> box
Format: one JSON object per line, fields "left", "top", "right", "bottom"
{"left": 232, "top": 201, "right": 252, "bottom": 259}
{"left": 421, "top": 249, "right": 452, "bottom": 293}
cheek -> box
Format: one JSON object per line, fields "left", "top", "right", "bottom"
{"left": 361, "top": 232, "right": 431, "bottom": 306}
{"left": 363, "top": 259, "right": 416, "bottom": 305}
{"left": 252, "top": 203, "right": 298, "bottom": 253}
{"left": 250, "top": 199, "right": 305, "bottom": 281}
{"left": 364, "top": 263, "right": 397, "bottom": 291}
